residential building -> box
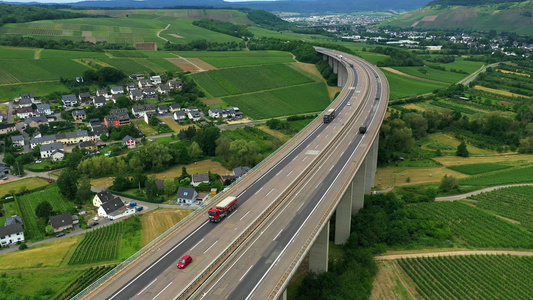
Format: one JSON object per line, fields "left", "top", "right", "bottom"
{"left": 36, "top": 104, "right": 52, "bottom": 116}
{"left": 129, "top": 74, "right": 144, "bottom": 81}
{"left": 130, "top": 90, "right": 144, "bottom": 101}
{"left": 233, "top": 166, "right": 251, "bottom": 178}
{"left": 40, "top": 142, "right": 64, "bottom": 159}
{"left": 50, "top": 150, "right": 65, "bottom": 161}
{"left": 18, "top": 98, "right": 33, "bottom": 108}
{"left": 18, "top": 93, "right": 34, "bottom": 103}
{"left": 157, "top": 85, "right": 170, "bottom": 94}
{"left": 30, "top": 135, "right": 56, "bottom": 149}
{"left": 79, "top": 92, "right": 92, "bottom": 104}
{"left": 132, "top": 104, "right": 156, "bottom": 118}
{"left": 122, "top": 135, "right": 136, "bottom": 148}
{"left": 168, "top": 80, "right": 183, "bottom": 90}
{"left": 92, "top": 189, "right": 115, "bottom": 208}
{"left": 150, "top": 75, "right": 162, "bottom": 84}
{"left": 97, "top": 89, "right": 109, "bottom": 99}
{"left": 49, "top": 213, "right": 73, "bottom": 233}
{"left": 5, "top": 216, "right": 22, "bottom": 227}
{"left": 196, "top": 193, "right": 209, "bottom": 203}
{"left": 11, "top": 135, "right": 24, "bottom": 147}
{"left": 79, "top": 140, "right": 97, "bottom": 151}
{"left": 126, "top": 83, "right": 138, "bottom": 92}
{"left": 93, "top": 96, "right": 106, "bottom": 108}
{"left": 105, "top": 108, "right": 130, "bottom": 128}
{"left": 173, "top": 110, "right": 187, "bottom": 122}
{"left": 55, "top": 129, "right": 92, "bottom": 145}
{"left": 62, "top": 94, "right": 78, "bottom": 107}
{"left": 0, "top": 223, "right": 24, "bottom": 246}
{"left": 0, "top": 164, "right": 9, "bottom": 177}
{"left": 169, "top": 103, "right": 181, "bottom": 112}
{"left": 220, "top": 175, "right": 238, "bottom": 185}
{"left": 187, "top": 110, "right": 202, "bottom": 122}
{"left": 72, "top": 110, "right": 86, "bottom": 121}
{"left": 16, "top": 107, "right": 33, "bottom": 119}
{"left": 191, "top": 173, "right": 210, "bottom": 187}
{"left": 143, "top": 88, "right": 156, "bottom": 98}
{"left": 24, "top": 115, "right": 48, "bottom": 128}
{"left": 0, "top": 123, "right": 16, "bottom": 134}
{"left": 92, "top": 126, "right": 108, "bottom": 139}
{"left": 111, "top": 86, "right": 124, "bottom": 95}
{"left": 98, "top": 197, "right": 135, "bottom": 219}
{"left": 111, "top": 93, "right": 124, "bottom": 103}
{"left": 208, "top": 108, "right": 224, "bottom": 119}
{"left": 138, "top": 79, "right": 152, "bottom": 89}
{"left": 176, "top": 187, "right": 198, "bottom": 204}
{"left": 144, "top": 111, "right": 156, "bottom": 124}
{"left": 157, "top": 105, "right": 169, "bottom": 114}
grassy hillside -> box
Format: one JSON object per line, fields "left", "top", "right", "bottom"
{"left": 381, "top": 1, "right": 533, "bottom": 35}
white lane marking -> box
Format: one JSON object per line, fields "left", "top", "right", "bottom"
{"left": 302, "top": 156, "right": 308, "bottom": 162}
{"left": 137, "top": 279, "right": 157, "bottom": 295}
{"left": 203, "top": 241, "right": 218, "bottom": 254}
{"left": 292, "top": 155, "right": 298, "bottom": 162}
{"left": 314, "top": 144, "right": 319, "bottom": 149}
{"left": 273, "top": 229, "right": 283, "bottom": 241}
{"left": 227, "top": 209, "right": 238, "bottom": 219}
{"left": 153, "top": 282, "right": 172, "bottom": 300}
{"left": 286, "top": 171, "right": 292, "bottom": 177}
{"left": 108, "top": 222, "right": 209, "bottom": 300}
{"left": 246, "top": 135, "right": 365, "bottom": 300}
{"left": 330, "top": 165, "right": 334, "bottom": 171}
{"left": 276, "top": 171, "right": 281, "bottom": 176}
{"left": 297, "top": 201, "right": 305, "bottom": 211}
{"left": 254, "top": 187, "right": 263, "bottom": 195}
{"left": 317, "top": 134, "right": 321, "bottom": 138}
{"left": 325, "top": 134, "right": 328, "bottom": 139}
{"left": 240, "top": 211, "right": 250, "bottom": 221}
{"left": 266, "top": 189, "right": 274, "bottom": 196}
{"left": 239, "top": 265, "right": 253, "bottom": 282}
{"left": 190, "top": 238, "right": 204, "bottom": 251}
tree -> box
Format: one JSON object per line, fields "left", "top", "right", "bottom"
{"left": 189, "top": 142, "right": 203, "bottom": 159}
{"left": 113, "top": 174, "right": 131, "bottom": 191}
{"left": 164, "top": 179, "right": 176, "bottom": 196}
{"left": 180, "top": 166, "right": 189, "bottom": 180}
{"left": 57, "top": 169, "right": 79, "bottom": 200}
{"left": 76, "top": 176, "right": 93, "bottom": 204}
{"left": 45, "top": 225, "right": 55, "bottom": 235}
{"left": 194, "top": 126, "right": 220, "bottom": 156}
{"left": 149, "top": 115, "right": 160, "bottom": 127}
{"left": 145, "top": 176, "right": 159, "bottom": 200}
{"left": 456, "top": 141, "right": 469, "bottom": 157}
{"left": 18, "top": 243, "right": 28, "bottom": 250}
{"left": 440, "top": 175, "right": 459, "bottom": 192}
{"left": 35, "top": 201, "right": 53, "bottom": 219}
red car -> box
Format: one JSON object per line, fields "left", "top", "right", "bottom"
{"left": 177, "top": 255, "right": 192, "bottom": 269}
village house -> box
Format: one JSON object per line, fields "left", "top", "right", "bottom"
{"left": 122, "top": 135, "right": 136, "bottom": 148}
{"left": 62, "top": 94, "right": 78, "bottom": 107}
{"left": 36, "top": 104, "right": 52, "bottom": 116}
{"left": 0, "top": 123, "right": 16, "bottom": 135}
{"left": 126, "top": 83, "right": 138, "bottom": 92}
{"left": 157, "top": 85, "right": 170, "bottom": 94}
{"left": 5, "top": 216, "right": 22, "bottom": 227}
{"left": 132, "top": 104, "right": 156, "bottom": 118}
{"left": 79, "top": 140, "right": 97, "bottom": 151}
{"left": 24, "top": 115, "right": 48, "bottom": 128}
{"left": 191, "top": 173, "right": 210, "bottom": 187}
{"left": 187, "top": 110, "right": 202, "bottom": 122}
{"left": 220, "top": 175, "right": 238, "bottom": 186}
{"left": 98, "top": 197, "right": 135, "bottom": 220}
{"left": 143, "top": 87, "right": 156, "bottom": 98}
{"left": 16, "top": 107, "right": 33, "bottom": 119}
{"left": 92, "top": 126, "right": 108, "bottom": 139}
{"left": 0, "top": 223, "right": 24, "bottom": 246}
{"left": 144, "top": 111, "right": 156, "bottom": 124}
{"left": 233, "top": 166, "right": 251, "bottom": 178}
{"left": 169, "top": 103, "right": 181, "bottom": 112}
{"left": 0, "top": 163, "right": 9, "bottom": 177}
{"left": 18, "top": 97, "right": 33, "bottom": 108}
{"left": 138, "top": 79, "right": 152, "bottom": 89}
{"left": 105, "top": 108, "right": 130, "bottom": 128}
{"left": 49, "top": 213, "right": 73, "bottom": 233}
{"left": 40, "top": 142, "right": 64, "bottom": 159}
{"left": 92, "top": 189, "right": 115, "bottom": 208}
{"left": 97, "top": 89, "right": 109, "bottom": 99}
{"left": 130, "top": 90, "right": 144, "bottom": 101}
{"left": 157, "top": 105, "right": 169, "bottom": 115}
{"left": 150, "top": 75, "right": 162, "bottom": 85}
{"left": 196, "top": 193, "right": 209, "bottom": 203}
{"left": 173, "top": 110, "right": 187, "bottom": 122}
{"left": 208, "top": 108, "right": 224, "bottom": 119}
{"left": 168, "top": 80, "right": 183, "bottom": 90}
{"left": 72, "top": 110, "right": 86, "bottom": 121}
{"left": 93, "top": 96, "right": 107, "bottom": 108}
{"left": 30, "top": 135, "right": 56, "bottom": 149}
{"left": 18, "top": 93, "right": 35, "bottom": 103}
{"left": 55, "top": 129, "right": 93, "bottom": 145}
{"left": 111, "top": 86, "right": 124, "bottom": 95}
{"left": 176, "top": 187, "right": 198, "bottom": 204}
{"left": 129, "top": 74, "right": 144, "bottom": 81}
{"left": 111, "top": 93, "right": 124, "bottom": 103}
{"left": 11, "top": 135, "right": 24, "bottom": 148}
{"left": 79, "top": 92, "right": 92, "bottom": 104}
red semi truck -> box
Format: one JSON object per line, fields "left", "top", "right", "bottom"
{"left": 208, "top": 196, "right": 238, "bottom": 222}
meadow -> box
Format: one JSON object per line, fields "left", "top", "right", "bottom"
{"left": 381, "top": 69, "right": 448, "bottom": 99}
{"left": 399, "top": 255, "right": 533, "bottom": 300}
{"left": 393, "top": 66, "right": 464, "bottom": 84}
{"left": 0, "top": 177, "right": 49, "bottom": 197}
{"left": 178, "top": 50, "right": 294, "bottom": 68}
{"left": 411, "top": 201, "right": 533, "bottom": 248}
{"left": 222, "top": 82, "right": 331, "bottom": 119}
{"left": 222, "top": 126, "right": 282, "bottom": 154}
{"left": 191, "top": 64, "right": 315, "bottom": 97}
{"left": 468, "top": 186, "right": 533, "bottom": 232}
{"left": 17, "top": 185, "right": 75, "bottom": 241}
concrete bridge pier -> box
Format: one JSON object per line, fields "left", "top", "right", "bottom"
{"left": 278, "top": 289, "right": 287, "bottom": 300}
{"left": 309, "top": 220, "right": 329, "bottom": 272}
{"left": 337, "top": 63, "right": 348, "bottom": 87}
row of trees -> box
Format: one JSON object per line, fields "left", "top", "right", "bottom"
{"left": 192, "top": 19, "right": 253, "bottom": 39}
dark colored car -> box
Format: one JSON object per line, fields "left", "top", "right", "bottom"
{"left": 177, "top": 255, "right": 192, "bottom": 269}
{"left": 90, "top": 222, "right": 99, "bottom": 227}
{"left": 56, "top": 232, "right": 65, "bottom": 238}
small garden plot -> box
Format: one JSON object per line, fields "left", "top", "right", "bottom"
{"left": 469, "top": 186, "right": 533, "bottom": 232}
{"left": 447, "top": 163, "right": 513, "bottom": 175}
{"left": 411, "top": 201, "right": 533, "bottom": 248}
{"left": 399, "top": 255, "right": 533, "bottom": 300}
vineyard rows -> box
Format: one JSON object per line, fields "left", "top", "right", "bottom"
{"left": 469, "top": 186, "right": 533, "bottom": 232}
{"left": 399, "top": 255, "right": 533, "bottom": 299}
{"left": 68, "top": 222, "right": 124, "bottom": 265}
{"left": 411, "top": 202, "right": 533, "bottom": 248}
{"left": 459, "top": 166, "right": 533, "bottom": 186}
{"left": 447, "top": 163, "right": 513, "bottom": 175}
{"left": 57, "top": 266, "right": 114, "bottom": 300}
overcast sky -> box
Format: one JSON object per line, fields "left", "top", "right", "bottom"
{"left": 2, "top": 0, "right": 279, "bottom": 3}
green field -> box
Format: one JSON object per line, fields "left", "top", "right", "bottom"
{"left": 469, "top": 186, "right": 533, "bottom": 232}
{"left": 17, "top": 185, "right": 75, "bottom": 241}
{"left": 0, "top": 81, "right": 70, "bottom": 102}
{"left": 447, "top": 163, "right": 513, "bottom": 175}
{"left": 57, "top": 266, "right": 113, "bottom": 300}
{"left": 399, "top": 255, "right": 533, "bottom": 300}
{"left": 0, "top": 46, "right": 37, "bottom": 59}
{"left": 222, "top": 126, "right": 281, "bottom": 153}
{"left": 381, "top": 69, "right": 448, "bottom": 99}
{"left": 178, "top": 50, "right": 294, "bottom": 68}
{"left": 0, "top": 268, "right": 82, "bottom": 299}
{"left": 248, "top": 26, "right": 333, "bottom": 43}
{"left": 459, "top": 166, "right": 533, "bottom": 187}
{"left": 222, "top": 82, "right": 330, "bottom": 119}
{"left": 191, "top": 63, "right": 315, "bottom": 98}
{"left": 411, "top": 201, "right": 533, "bottom": 248}
{"left": 69, "top": 222, "right": 123, "bottom": 265}
{"left": 393, "top": 66, "right": 464, "bottom": 84}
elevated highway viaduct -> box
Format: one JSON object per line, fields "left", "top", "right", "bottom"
{"left": 76, "top": 48, "right": 388, "bottom": 300}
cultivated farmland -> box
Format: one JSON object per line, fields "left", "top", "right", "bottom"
{"left": 399, "top": 255, "right": 533, "bottom": 300}
{"left": 411, "top": 201, "right": 533, "bottom": 248}
{"left": 459, "top": 166, "right": 533, "bottom": 186}
{"left": 178, "top": 50, "right": 294, "bottom": 68}
{"left": 447, "top": 162, "right": 513, "bottom": 175}
{"left": 468, "top": 186, "right": 533, "bottom": 232}
{"left": 381, "top": 69, "right": 448, "bottom": 99}
{"left": 17, "top": 185, "right": 75, "bottom": 241}
{"left": 68, "top": 221, "right": 124, "bottom": 265}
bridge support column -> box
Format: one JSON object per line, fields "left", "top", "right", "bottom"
{"left": 278, "top": 289, "right": 287, "bottom": 300}
{"left": 352, "top": 161, "right": 366, "bottom": 213}
{"left": 309, "top": 220, "right": 329, "bottom": 273}
{"left": 337, "top": 63, "right": 348, "bottom": 87}
{"left": 332, "top": 59, "right": 339, "bottom": 74}
{"left": 371, "top": 138, "right": 379, "bottom": 188}
{"left": 335, "top": 186, "right": 352, "bottom": 245}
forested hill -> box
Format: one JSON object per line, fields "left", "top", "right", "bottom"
{"left": 426, "top": 0, "right": 525, "bottom": 6}
{"left": 0, "top": 4, "right": 91, "bottom": 26}
{"left": 381, "top": 1, "right": 533, "bottom": 35}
